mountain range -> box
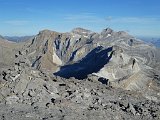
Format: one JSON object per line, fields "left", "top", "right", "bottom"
{"left": 4, "top": 36, "right": 34, "bottom": 42}
{"left": 139, "top": 37, "right": 160, "bottom": 48}
{"left": 0, "top": 28, "right": 160, "bottom": 120}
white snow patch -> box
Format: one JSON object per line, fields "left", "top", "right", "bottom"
{"left": 106, "top": 34, "right": 111, "bottom": 37}
{"left": 52, "top": 48, "right": 62, "bottom": 65}
{"left": 84, "top": 35, "right": 88, "bottom": 38}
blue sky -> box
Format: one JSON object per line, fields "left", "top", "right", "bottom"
{"left": 0, "top": 0, "right": 160, "bottom": 37}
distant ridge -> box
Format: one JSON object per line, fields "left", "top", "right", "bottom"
{"left": 4, "top": 36, "right": 34, "bottom": 42}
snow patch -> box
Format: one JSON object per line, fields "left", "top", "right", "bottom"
{"left": 53, "top": 48, "right": 62, "bottom": 65}
{"left": 106, "top": 34, "right": 111, "bottom": 37}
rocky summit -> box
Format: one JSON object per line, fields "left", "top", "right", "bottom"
{"left": 0, "top": 28, "right": 160, "bottom": 120}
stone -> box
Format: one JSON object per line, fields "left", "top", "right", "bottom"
{"left": 129, "top": 103, "right": 136, "bottom": 115}
{"left": 5, "top": 95, "right": 19, "bottom": 104}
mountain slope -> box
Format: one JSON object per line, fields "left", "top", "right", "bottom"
{"left": 0, "top": 35, "right": 23, "bottom": 69}
{"left": 14, "top": 28, "right": 160, "bottom": 94}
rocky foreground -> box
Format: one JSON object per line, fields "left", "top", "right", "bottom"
{"left": 0, "top": 70, "right": 160, "bottom": 120}
{"left": 0, "top": 28, "right": 160, "bottom": 120}
{"left": 0, "top": 53, "right": 159, "bottom": 120}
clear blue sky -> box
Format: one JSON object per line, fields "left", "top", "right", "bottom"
{"left": 0, "top": 0, "right": 160, "bottom": 37}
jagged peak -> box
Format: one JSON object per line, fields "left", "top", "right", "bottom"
{"left": 102, "top": 28, "right": 113, "bottom": 33}
{"left": 100, "top": 28, "right": 114, "bottom": 37}
{"left": 100, "top": 28, "right": 133, "bottom": 38}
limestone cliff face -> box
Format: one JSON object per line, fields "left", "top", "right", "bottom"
{"left": 25, "top": 28, "right": 96, "bottom": 72}
{"left": 25, "top": 30, "right": 62, "bottom": 72}
{"left": 93, "top": 45, "right": 149, "bottom": 90}
{"left": 91, "top": 29, "right": 159, "bottom": 91}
